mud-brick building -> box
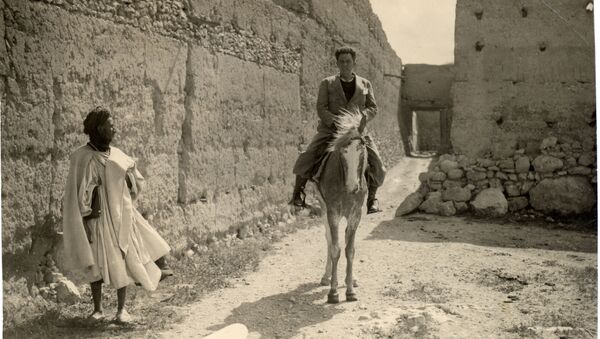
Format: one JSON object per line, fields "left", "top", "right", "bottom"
{"left": 405, "top": 0, "right": 597, "bottom": 219}
{"left": 452, "top": 0, "right": 595, "bottom": 158}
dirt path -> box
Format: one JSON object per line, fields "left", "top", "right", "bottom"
{"left": 160, "top": 157, "right": 597, "bottom": 339}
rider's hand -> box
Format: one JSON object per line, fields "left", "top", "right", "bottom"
{"left": 358, "top": 112, "right": 367, "bottom": 133}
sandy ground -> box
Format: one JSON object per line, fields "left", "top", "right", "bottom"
{"left": 160, "top": 157, "right": 597, "bottom": 339}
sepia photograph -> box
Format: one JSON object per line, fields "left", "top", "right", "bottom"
{"left": 0, "top": 0, "right": 597, "bottom": 338}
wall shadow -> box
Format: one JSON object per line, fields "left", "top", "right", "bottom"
{"left": 207, "top": 282, "right": 343, "bottom": 339}
{"left": 366, "top": 213, "right": 597, "bottom": 254}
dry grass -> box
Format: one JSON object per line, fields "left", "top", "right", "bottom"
{"left": 3, "top": 236, "right": 273, "bottom": 338}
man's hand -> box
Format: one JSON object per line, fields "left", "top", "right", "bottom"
{"left": 358, "top": 112, "right": 367, "bottom": 134}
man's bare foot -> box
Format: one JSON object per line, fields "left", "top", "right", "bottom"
{"left": 115, "top": 309, "right": 132, "bottom": 324}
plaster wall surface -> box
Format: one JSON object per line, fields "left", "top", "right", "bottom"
{"left": 452, "top": 0, "right": 595, "bottom": 158}
{"left": 1, "top": 0, "right": 403, "bottom": 255}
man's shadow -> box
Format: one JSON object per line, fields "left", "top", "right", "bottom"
{"left": 207, "top": 282, "right": 343, "bottom": 339}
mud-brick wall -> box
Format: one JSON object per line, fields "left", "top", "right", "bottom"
{"left": 452, "top": 0, "right": 595, "bottom": 158}
{"left": 1, "top": 0, "right": 403, "bottom": 255}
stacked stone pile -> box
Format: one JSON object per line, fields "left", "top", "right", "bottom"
{"left": 396, "top": 137, "right": 597, "bottom": 217}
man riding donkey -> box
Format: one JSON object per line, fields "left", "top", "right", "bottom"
{"left": 290, "top": 46, "right": 386, "bottom": 214}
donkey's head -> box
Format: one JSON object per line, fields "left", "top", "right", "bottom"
{"left": 328, "top": 109, "right": 368, "bottom": 194}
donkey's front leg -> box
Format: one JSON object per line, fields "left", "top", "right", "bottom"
{"left": 321, "top": 224, "right": 332, "bottom": 286}
{"left": 327, "top": 211, "right": 342, "bottom": 304}
{"left": 345, "top": 211, "right": 361, "bottom": 302}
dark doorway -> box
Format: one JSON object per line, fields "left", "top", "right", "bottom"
{"left": 408, "top": 109, "right": 451, "bottom": 155}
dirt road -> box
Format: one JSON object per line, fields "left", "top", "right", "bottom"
{"left": 161, "top": 157, "right": 597, "bottom": 339}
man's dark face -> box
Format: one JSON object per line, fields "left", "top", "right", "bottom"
{"left": 336, "top": 53, "right": 355, "bottom": 74}
{"left": 96, "top": 116, "right": 116, "bottom": 145}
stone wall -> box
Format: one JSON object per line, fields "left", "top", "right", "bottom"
{"left": 1, "top": 0, "right": 403, "bottom": 258}
{"left": 452, "top": 0, "right": 595, "bottom": 158}
{"left": 396, "top": 136, "right": 596, "bottom": 218}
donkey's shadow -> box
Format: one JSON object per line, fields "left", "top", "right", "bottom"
{"left": 207, "top": 282, "right": 343, "bottom": 339}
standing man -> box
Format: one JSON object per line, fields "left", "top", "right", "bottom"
{"left": 62, "top": 107, "right": 173, "bottom": 323}
{"left": 291, "top": 46, "right": 386, "bottom": 214}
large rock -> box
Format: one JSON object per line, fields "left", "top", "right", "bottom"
{"left": 419, "top": 192, "right": 443, "bottom": 214}
{"left": 442, "top": 187, "right": 472, "bottom": 202}
{"left": 395, "top": 192, "right": 424, "bottom": 217}
{"left": 470, "top": 188, "right": 508, "bottom": 217}
{"left": 532, "top": 155, "right": 563, "bottom": 173}
{"left": 439, "top": 160, "right": 459, "bottom": 173}
{"left": 439, "top": 201, "right": 456, "bottom": 216}
{"left": 55, "top": 278, "right": 81, "bottom": 304}
{"left": 529, "top": 177, "right": 596, "bottom": 214}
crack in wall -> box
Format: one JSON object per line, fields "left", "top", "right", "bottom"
{"left": 178, "top": 44, "right": 194, "bottom": 205}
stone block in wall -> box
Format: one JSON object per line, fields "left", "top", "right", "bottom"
{"left": 532, "top": 155, "right": 563, "bottom": 173}
{"left": 455, "top": 202, "right": 469, "bottom": 214}
{"left": 447, "top": 168, "right": 464, "bottom": 180}
{"left": 486, "top": 170, "right": 494, "bottom": 179}
{"left": 471, "top": 188, "right": 508, "bottom": 217}
{"left": 467, "top": 170, "right": 487, "bottom": 182}
{"left": 418, "top": 172, "right": 431, "bottom": 183}
{"left": 568, "top": 166, "right": 593, "bottom": 176}
{"left": 498, "top": 159, "right": 515, "bottom": 170}
{"left": 520, "top": 181, "right": 535, "bottom": 194}
{"left": 429, "top": 181, "right": 443, "bottom": 191}
{"left": 504, "top": 182, "right": 520, "bottom": 197}
{"left": 442, "top": 187, "right": 471, "bottom": 202}
{"left": 508, "top": 197, "right": 529, "bottom": 212}
{"left": 540, "top": 136, "right": 558, "bottom": 151}
{"left": 419, "top": 192, "right": 443, "bottom": 214}
{"left": 439, "top": 160, "right": 459, "bottom": 173}
{"left": 489, "top": 178, "right": 503, "bottom": 190}
{"left": 515, "top": 156, "right": 530, "bottom": 173}
{"left": 578, "top": 153, "right": 595, "bottom": 167}
{"left": 439, "top": 201, "right": 456, "bottom": 216}
{"left": 443, "top": 180, "right": 465, "bottom": 189}
{"left": 565, "top": 157, "right": 578, "bottom": 168}
{"left": 430, "top": 171, "right": 447, "bottom": 181}
{"left": 529, "top": 177, "right": 596, "bottom": 215}
{"left": 478, "top": 158, "right": 496, "bottom": 168}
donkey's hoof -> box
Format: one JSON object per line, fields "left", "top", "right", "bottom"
{"left": 353, "top": 279, "right": 359, "bottom": 288}
{"left": 320, "top": 277, "right": 330, "bottom": 286}
{"left": 327, "top": 293, "right": 339, "bottom": 304}
{"left": 346, "top": 292, "right": 358, "bottom": 302}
